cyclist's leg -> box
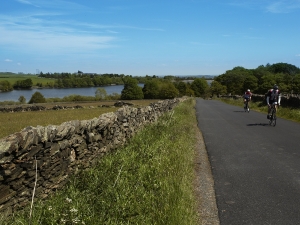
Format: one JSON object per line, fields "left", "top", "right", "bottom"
{"left": 267, "top": 101, "right": 272, "bottom": 118}
{"left": 274, "top": 103, "right": 278, "bottom": 118}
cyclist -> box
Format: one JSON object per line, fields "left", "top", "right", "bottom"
{"left": 266, "top": 84, "right": 281, "bottom": 119}
{"left": 243, "top": 89, "right": 252, "bottom": 109}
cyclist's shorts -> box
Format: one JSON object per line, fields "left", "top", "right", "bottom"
{"left": 269, "top": 100, "right": 277, "bottom": 105}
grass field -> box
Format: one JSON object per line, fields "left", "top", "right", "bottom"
{"left": 0, "top": 100, "right": 157, "bottom": 139}
{"left": 0, "top": 73, "right": 55, "bottom": 86}
{"left": 1, "top": 98, "right": 199, "bottom": 225}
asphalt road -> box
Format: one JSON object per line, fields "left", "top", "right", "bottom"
{"left": 195, "top": 98, "right": 300, "bottom": 225}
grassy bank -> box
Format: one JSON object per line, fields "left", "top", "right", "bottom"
{"left": 1, "top": 98, "right": 199, "bottom": 224}
{"left": 219, "top": 98, "right": 300, "bottom": 123}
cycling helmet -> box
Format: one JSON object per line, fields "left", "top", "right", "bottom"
{"left": 247, "top": 89, "right": 250, "bottom": 92}
{"left": 273, "top": 84, "right": 278, "bottom": 90}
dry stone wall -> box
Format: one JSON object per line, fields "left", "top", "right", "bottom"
{"left": 0, "top": 98, "right": 184, "bottom": 215}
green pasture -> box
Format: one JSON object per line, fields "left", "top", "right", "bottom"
{"left": 0, "top": 73, "right": 55, "bottom": 86}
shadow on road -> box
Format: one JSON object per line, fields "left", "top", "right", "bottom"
{"left": 247, "top": 123, "right": 269, "bottom": 126}
{"left": 233, "top": 110, "right": 248, "bottom": 113}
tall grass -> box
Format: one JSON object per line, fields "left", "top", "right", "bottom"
{"left": 1, "top": 98, "right": 199, "bottom": 225}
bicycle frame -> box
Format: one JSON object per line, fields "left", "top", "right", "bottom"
{"left": 269, "top": 103, "right": 277, "bottom": 126}
{"left": 244, "top": 99, "right": 250, "bottom": 112}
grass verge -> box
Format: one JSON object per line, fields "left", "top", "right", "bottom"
{"left": 1, "top": 98, "right": 199, "bottom": 225}
{"left": 219, "top": 98, "right": 300, "bottom": 123}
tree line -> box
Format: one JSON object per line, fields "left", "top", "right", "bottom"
{"left": 21, "top": 76, "right": 209, "bottom": 104}
{"left": 211, "top": 62, "right": 300, "bottom": 96}
{"left": 2, "top": 62, "right": 300, "bottom": 101}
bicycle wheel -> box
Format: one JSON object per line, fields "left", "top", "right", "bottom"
{"left": 269, "top": 110, "right": 276, "bottom": 126}
{"left": 244, "top": 101, "right": 248, "bottom": 112}
{"left": 272, "top": 112, "right": 277, "bottom": 126}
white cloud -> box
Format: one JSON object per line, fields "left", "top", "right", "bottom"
{"left": 16, "top": 0, "right": 89, "bottom": 11}
{"left": 17, "top": 63, "right": 22, "bottom": 66}
{"left": 227, "top": 0, "right": 300, "bottom": 13}
{"left": 5, "top": 59, "right": 13, "bottom": 62}
{"left": 0, "top": 13, "right": 118, "bottom": 55}
{"left": 0, "top": 26, "right": 116, "bottom": 54}
{"left": 296, "top": 54, "right": 300, "bottom": 57}
{"left": 266, "top": 0, "right": 300, "bottom": 13}
{"left": 17, "top": 0, "right": 40, "bottom": 7}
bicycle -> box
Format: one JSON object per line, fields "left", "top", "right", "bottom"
{"left": 268, "top": 102, "right": 278, "bottom": 126}
{"left": 244, "top": 99, "right": 250, "bottom": 113}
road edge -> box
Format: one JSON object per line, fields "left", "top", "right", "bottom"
{"left": 194, "top": 124, "right": 220, "bottom": 225}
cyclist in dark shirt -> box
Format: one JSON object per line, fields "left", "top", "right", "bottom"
{"left": 266, "top": 84, "right": 281, "bottom": 119}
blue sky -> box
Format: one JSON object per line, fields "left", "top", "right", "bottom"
{"left": 1, "top": 0, "right": 300, "bottom": 76}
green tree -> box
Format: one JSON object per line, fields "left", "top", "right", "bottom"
{"left": 256, "top": 75, "right": 276, "bottom": 94}
{"left": 0, "top": 80, "right": 13, "bottom": 92}
{"left": 13, "top": 78, "right": 33, "bottom": 89}
{"left": 142, "top": 80, "right": 160, "bottom": 99}
{"left": 95, "top": 88, "right": 108, "bottom": 100}
{"left": 243, "top": 75, "right": 258, "bottom": 93}
{"left": 18, "top": 96, "right": 26, "bottom": 104}
{"left": 186, "top": 88, "right": 195, "bottom": 97}
{"left": 210, "top": 81, "right": 227, "bottom": 96}
{"left": 121, "top": 77, "right": 144, "bottom": 100}
{"left": 175, "top": 81, "right": 188, "bottom": 97}
{"left": 267, "top": 62, "right": 300, "bottom": 75}
{"left": 292, "top": 74, "right": 300, "bottom": 94}
{"left": 28, "top": 91, "right": 46, "bottom": 104}
{"left": 158, "top": 82, "right": 179, "bottom": 99}
{"left": 191, "top": 78, "right": 209, "bottom": 97}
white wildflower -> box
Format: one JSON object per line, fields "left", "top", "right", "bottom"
{"left": 48, "top": 206, "right": 52, "bottom": 210}
{"left": 72, "top": 217, "right": 80, "bottom": 224}
{"left": 66, "top": 198, "right": 72, "bottom": 203}
{"left": 70, "top": 208, "right": 78, "bottom": 213}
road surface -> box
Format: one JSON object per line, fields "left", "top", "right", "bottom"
{"left": 195, "top": 98, "right": 300, "bottom": 225}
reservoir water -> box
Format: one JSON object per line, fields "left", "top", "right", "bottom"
{"left": 0, "top": 80, "right": 212, "bottom": 102}
{"left": 0, "top": 85, "right": 135, "bottom": 102}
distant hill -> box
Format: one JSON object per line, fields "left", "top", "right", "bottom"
{"left": 174, "top": 75, "right": 216, "bottom": 79}
{"left": 188, "top": 75, "right": 216, "bottom": 79}
{"left": 156, "top": 75, "right": 217, "bottom": 79}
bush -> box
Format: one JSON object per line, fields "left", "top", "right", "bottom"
{"left": 28, "top": 91, "right": 46, "bottom": 104}
{"left": 18, "top": 96, "right": 26, "bottom": 104}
